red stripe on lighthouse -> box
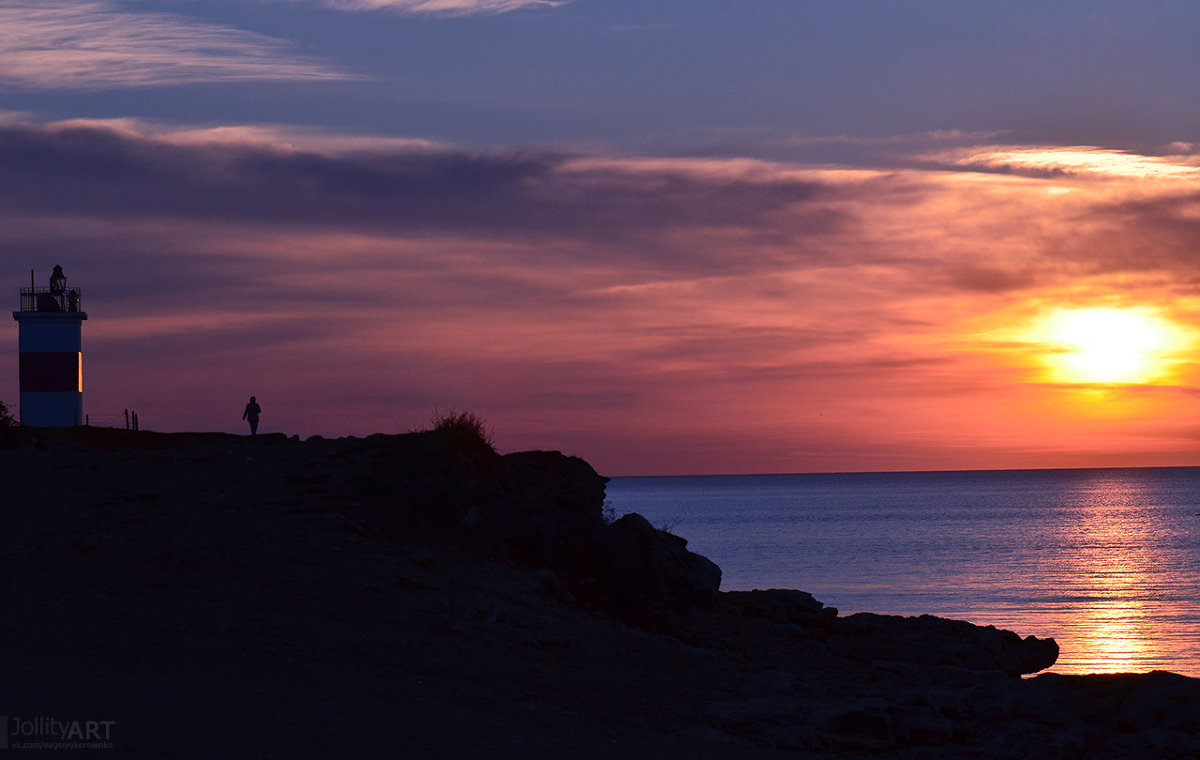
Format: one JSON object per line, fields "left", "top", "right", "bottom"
{"left": 19, "top": 352, "right": 82, "bottom": 392}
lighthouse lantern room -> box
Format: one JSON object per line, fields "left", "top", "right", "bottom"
{"left": 12, "top": 266, "right": 87, "bottom": 426}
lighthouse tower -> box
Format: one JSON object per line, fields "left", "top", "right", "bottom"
{"left": 11, "top": 266, "right": 87, "bottom": 426}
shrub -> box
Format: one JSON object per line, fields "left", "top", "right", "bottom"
{"left": 430, "top": 409, "right": 495, "bottom": 453}
{"left": 0, "top": 399, "right": 14, "bottom": 427}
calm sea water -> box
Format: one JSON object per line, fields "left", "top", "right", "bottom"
{"left": 606, "top": 467, "right": 1200, "bottom": 677}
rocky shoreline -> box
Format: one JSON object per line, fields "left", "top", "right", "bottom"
{"left": 2, "top": 425, "right": 1198, "bottom": 757}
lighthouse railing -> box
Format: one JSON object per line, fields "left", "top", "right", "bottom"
{"left": 19, "top": 286, "right": 82, "bottom": 313}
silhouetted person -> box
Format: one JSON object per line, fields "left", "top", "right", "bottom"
{"left": 49, "top": 265, "right": 66, "bottom": 294}
{"left": 242, "top": 396, "right": 261, "bottom": 436}
{"left": 35, "top": 292, "right": 62, "bottom": 312}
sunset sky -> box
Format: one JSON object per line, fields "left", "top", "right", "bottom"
{"left": 4, "top": 1, "right": 1200, "bottom": 475}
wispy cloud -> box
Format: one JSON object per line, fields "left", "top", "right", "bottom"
{"left": 0, "top": 1, "right": 348, "bottom": 89}
{"left": 0, "top": 118, "right": 837, "bottom": 262}
{"left": 6, "top": 116, "right": 1200, "bottom": 471}
{"left": 318, "top": 0, "right": 566, "bottom": 15}
{"left": 943, "top": 146, "right": 1200, "bottom": 180}
{"left": 15, "top": 116, "right": 445, "bottom": 154}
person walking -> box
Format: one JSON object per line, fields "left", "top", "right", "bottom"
{"left": 242, "top": 396, "right": 261, "bottom": 435}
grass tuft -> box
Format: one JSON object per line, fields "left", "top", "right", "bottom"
{"left": 0, "top": 399, "right": 14, "bottom": 428}
{"left": 429, "top": 409, "right": 495, "bottom": 453}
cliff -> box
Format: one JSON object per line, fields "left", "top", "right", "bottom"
{"left": 1, "top": 426, "right": 1197, "bottom": 758}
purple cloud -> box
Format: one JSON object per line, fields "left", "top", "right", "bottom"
{"left": 0, "top": 1, "right": 348, "bottom": 89}
{"left": 7, "top": 116, "right": 1200, "bottom": 473}
{"left": 318, "top": 0, "right": 565, "bottom": 14}
{"left": 0, "top": 120, "right": 840, "bottom": 269}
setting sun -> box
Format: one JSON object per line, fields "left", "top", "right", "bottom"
{"left": 1038, "top": 307, "right": 1184, "bottom": 384}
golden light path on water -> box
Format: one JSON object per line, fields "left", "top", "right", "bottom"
{"left": 890, "top": 470, "right": 1200, "bottom": 675}
{"left": 992, "top": 472, "right": 1190, "bottom": 675}
{"left": 1060, "top": 486, "right": 1158, "bottom": 673}
{"left": 607, "top": 468, "right": 1200, "bottom": 676}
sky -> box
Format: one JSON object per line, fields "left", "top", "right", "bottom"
{"left": 4, "top": 1, "right": 1200, "bottom": 475}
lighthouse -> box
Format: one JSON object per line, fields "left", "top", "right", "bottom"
{"left": 12, "top": 266, "right": 87, "bottom": 426}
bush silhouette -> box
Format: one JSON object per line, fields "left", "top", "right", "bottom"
{"left": 430, "top": 409, "right": 495, "bottom": 455}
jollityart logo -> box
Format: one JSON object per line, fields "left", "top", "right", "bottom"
{"left": 2, "top": 715, "right": 115, "bottom": 751}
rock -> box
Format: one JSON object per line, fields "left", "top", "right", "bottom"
{"left": 410, "top": 547, "right": 435, "bottom": 568}
{"left": 772, "top": 726, "right": 824, "bottom": 753}
{"left": 608, "top": 513, "right": 722, "bottom": 607}
{"left": 460, "top": 506, "right": 483, "bottom": 530}
{"left": 809, "top": 701, "right": 895, "bottom": 751}
{"left": 502, "top": 450, "right": 608, "bottom": 521}
{"left": 610, "top": 512, "right": 656, "bottom": 537}
{"left": 721, "top": 588, "right": 837, "bottom": 624}
{"left": 1113, "top": 670, "right": 1200, "bottom": 733}
{"left": 15, "top": 425, "right": 1200, "bottom": 759}
{"left": 741, "top": 669, "right": 799, "bottom": 696}
{"left": 538, "top": 511, "right": 727, "bottom": 629}
{"left": 704, "top": 696, "right": 812, "bottom": 738}
{"left": 530, "top": 569, "right": 560, "bottom": 596}
{"left": 889, "top": 703, "right": 953, "bottom": 745}
{"left": 832, "top": 613, "right": 1058, "bottom": 676}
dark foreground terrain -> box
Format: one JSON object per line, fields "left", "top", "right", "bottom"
{"left": 1, "top": 426, "right": 1198, "bottom": 758}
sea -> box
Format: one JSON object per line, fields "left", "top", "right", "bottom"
{"left": 605, "top": 467, "right": 1200, "bottom": 677}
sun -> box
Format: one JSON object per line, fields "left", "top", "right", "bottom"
{"left": 1037, "top": 307, "right": 1183, "bottom": 384}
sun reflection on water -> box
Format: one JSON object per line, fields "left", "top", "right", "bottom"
{"left": 607, "top": 469, "right": 1200, "bottom": 676}
{"left": 1038, "top": 474, "right": 1177, "bottom": 674}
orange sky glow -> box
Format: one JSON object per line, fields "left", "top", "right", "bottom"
{"left": 5, "top": 119, "right": 1200, "bottom": 475}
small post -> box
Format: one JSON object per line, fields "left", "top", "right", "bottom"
{"left": 132, "top": 411, "right": 139, "bottom": 431}
{"left": 124, "top": 408, "right": 129, "bottom": 429}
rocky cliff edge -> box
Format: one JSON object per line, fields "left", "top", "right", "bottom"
{"left": 1, "top": 426, "right": 1197, "bottom": 758}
